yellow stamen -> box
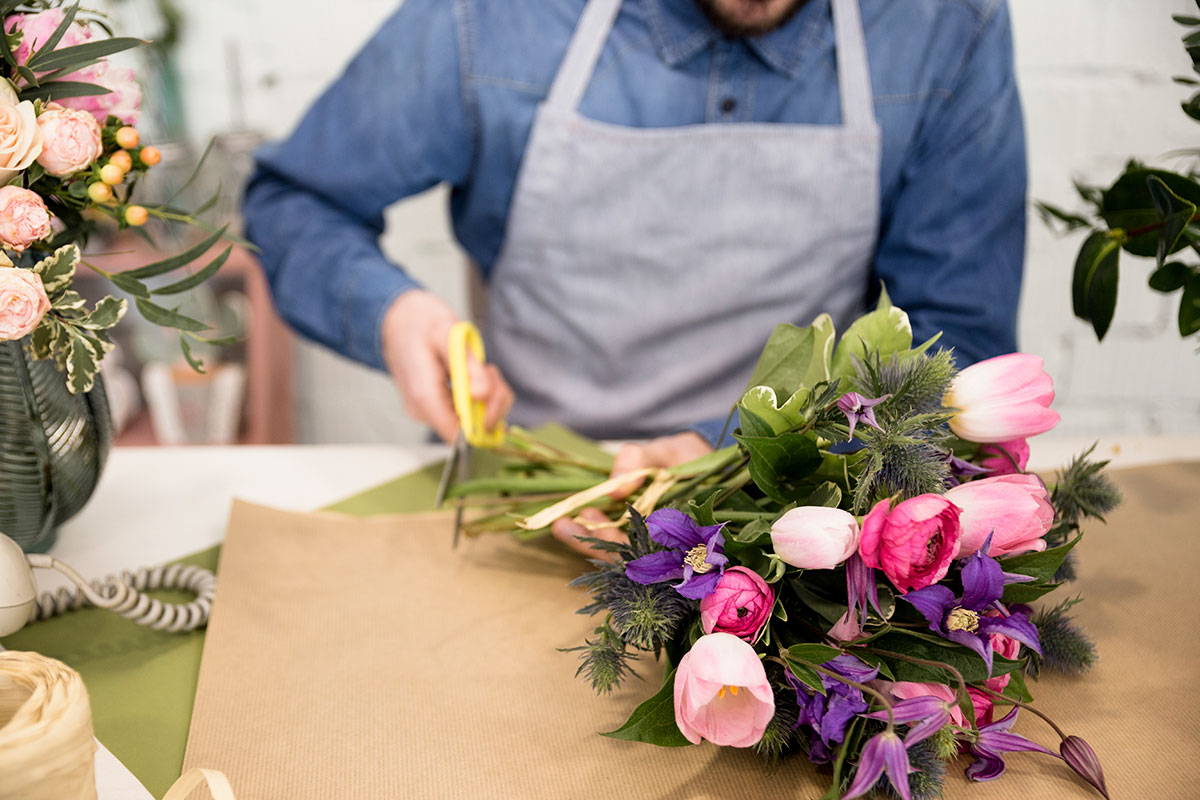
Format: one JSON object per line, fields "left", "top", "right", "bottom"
{"left": 684, "top": 544, "right": 714, "bottom": 574}
{"left": 946, "top": 607, "right": 980, "bottom": 633}
{"left": 717, "top": 685, "right": 740, "bottom": 699}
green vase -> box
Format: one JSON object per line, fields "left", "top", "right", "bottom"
{"left": 0, "top": 338, "right": 112, "bottom": 553}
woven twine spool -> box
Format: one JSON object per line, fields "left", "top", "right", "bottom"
{"left": 0, "top": 651, "right": 97, "bottom": 800}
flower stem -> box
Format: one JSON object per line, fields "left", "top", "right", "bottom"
{"left": 975, "top": 685, "right": 1068, "bottom": 740}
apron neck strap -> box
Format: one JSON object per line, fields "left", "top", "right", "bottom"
{"left": 549, "top": 0, "right": 876, "bottom": 129}
{"left": 831, "top": 0, "right": 876, "bottom": 129}
{"left": 546, "top": 0, "right": 623, "bottom": 112}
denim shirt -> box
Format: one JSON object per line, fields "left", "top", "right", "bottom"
{"left": 244, "top": 0, "right": 1027, "bottom": 442}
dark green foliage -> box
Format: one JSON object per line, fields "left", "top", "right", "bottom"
{"left": 754, "top": 661, "right": 801, "bottom": 764}
{"left": 561, "top": 622, "right": 640, "bottom": 695}
{"left": 853, "top": 349, "right": 958, "bottom": 420}
{"left": 1051, "top": 445, "right": 1123, "bottom": 532}
{"left": 1029, "top": 598, "right": 1098, "bottom": 678}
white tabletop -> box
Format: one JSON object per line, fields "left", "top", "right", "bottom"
{"left": 32, "top": 434, "right": 1200, "bottom": 798}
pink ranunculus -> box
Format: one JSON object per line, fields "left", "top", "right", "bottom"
{"left": 946, "top": 354, "right": 1060, "bottom": 443}
{"left": 966, "top": 687, "right": 994, "bottom": 727}
{"left": 859, "top": 494, "right": 962, "bottom": 594}
{"left": 770, "top": 506, "right": 860, "bottom": 570}
{"left": 891, "top": 681, "right": 966, "bottom": 727}
{"left": 700, "top": 567, "right": 774, "bottom": 642}
{"left": 0, "top": 186, "right": 50, "bottom": 251}
{"left": 945, "top": 474, "right": 1053, "bottom": 558}
{"left": 978, "top": 438, "right": 1029, "bottom": 476}
{"left": 982, "top": 613, "right": 1022, "bottom": 695}
{"left": 36, "top": 106, "right": 102, "bottom": 176}
{"left": 5, "top": 10, "right": 91, "bottom": 67}
{"left": 673, "top": 632, "right": 775, "bottom": 748}
{"left": 0, "top": 266, "right": 50, "bottom": 340}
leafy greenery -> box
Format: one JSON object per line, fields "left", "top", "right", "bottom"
{"left": 601, "top": 668, "right": 693, "bottom": 747}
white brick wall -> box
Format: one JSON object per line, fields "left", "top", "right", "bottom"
{"left": 153, "top": 0, "right": 1200, "bottom": 442}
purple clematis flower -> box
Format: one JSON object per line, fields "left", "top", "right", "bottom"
{"left": 1060, "top": 735, "right": 1110, "bottom": 798}
{"left": 787, "top": 654, "right": 879, "bottom": 763}
{"left": 845, "top": 552, "right": 883, "bottom": 627}
{"left": 943, "top": 451, "right": 992, "bottom": 487}
{"left": 863, "top": 694, "right": 956, "bottom": 748}
{"left": 902, "top": 535, "right": 1042, "bottom": 674}
{"left": 842, "top": 730, "right": 913, "bottom": 800}
{"left": 837, "top": 392, "right": 891, "bottom": 440}
{"left": 966, "top": 707, "right": 1056, "bottom": 781}
{"left": 624, "top": 509, "right": 728, "bottom": 599}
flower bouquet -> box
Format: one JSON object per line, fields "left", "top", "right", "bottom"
{"left": 449, "top": 291, "right": 1118, "bottom": 800}
{"left": 0, "top": 1, "right": 231, "bottom": 389}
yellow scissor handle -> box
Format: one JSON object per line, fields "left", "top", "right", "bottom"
{"left": 448, "top": 321, "right": 506, "bottom": 449}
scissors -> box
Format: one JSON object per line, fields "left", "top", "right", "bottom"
{"left": 434, "top": 321, "right": 506, "bottom": 547}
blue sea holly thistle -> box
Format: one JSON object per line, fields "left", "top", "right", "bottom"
{"left": 624, "top": 509, "right": 728, "bottom": 599}
{"left": 902, "top": 536, "right": 1041, "bottom": 673}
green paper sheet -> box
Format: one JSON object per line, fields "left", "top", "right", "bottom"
{"left": 0, "top": 424, "right": 609, "bottom": 797}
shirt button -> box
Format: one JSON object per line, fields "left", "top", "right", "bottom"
{"left": 720, "top": 97, "right": 737, "bottom": 114}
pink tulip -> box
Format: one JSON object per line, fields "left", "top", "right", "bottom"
{"left": 699, "top": 567, "right": 774, "bottom": 642}
{"left": 673, "top": 633, "right": 775, "bottom": 747}
{"left": 978, "top": 438, "right": 1029, "bottom": 475}
{"left": 946, "top": 354, "right": 1060, "bottom": 443}
{"left": 859, "top": 494, "right": 962, "bottom": 594}
{"left": 945, "top": 474, "right": 1053, "bottom": 558}
{"left": 770, "top": 506, "right": 860, "bottom": 570}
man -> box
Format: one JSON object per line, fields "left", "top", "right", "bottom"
{"left": 244, "top": 0, "right": 1026, "bottom": 544}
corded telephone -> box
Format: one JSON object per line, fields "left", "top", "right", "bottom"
{"left": 0, "top": 531, "right": 214, "bottom": 638}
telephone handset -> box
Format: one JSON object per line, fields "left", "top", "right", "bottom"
{"left": 0, "top": 532, "right": 215, "bottom": 638}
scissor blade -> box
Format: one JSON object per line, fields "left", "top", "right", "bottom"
{"left": 452, "top": 442, "right": 470, "bottom": 549}
{"left": 434, "top": 432, "right": 465, "bottom": 509}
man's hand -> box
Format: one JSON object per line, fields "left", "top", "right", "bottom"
{"left": 381, "top": 290, "right": 514, "bottom": 443}
{"left": 551, "top": 432, "right": 713, "bottom": 560}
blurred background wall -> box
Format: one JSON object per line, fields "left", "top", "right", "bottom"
{"left": 138, "top": 0, "right": 1200, "bottom": 442}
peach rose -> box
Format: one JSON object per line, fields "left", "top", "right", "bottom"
{"left": 0, "top": 266, "right": 50, "bottom": 340}
{"left": 0, "top": 186, "right": 51, "bottom": 251}
{"left": 36, "top": 106, "right": 101, "bottom": 177}
{"left": 0, "top": 93, "right": 42, "bottom": 184}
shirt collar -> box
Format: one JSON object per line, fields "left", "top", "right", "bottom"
{"left": 645, "top": 0, "right": 831, "bottom": 80}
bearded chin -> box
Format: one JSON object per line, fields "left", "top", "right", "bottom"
{"left": 692, "top": 0, "right": 811, "bottom": 38}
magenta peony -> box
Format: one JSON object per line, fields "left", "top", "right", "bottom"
{"left": 859, "top": 494, "right": 962, "bottom": 593}
{"left": 699, "top": 567, "right": 774, "bottom": 642}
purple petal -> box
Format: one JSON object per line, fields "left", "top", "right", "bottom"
{"left": 676, "top": 567, "right": 723, "bottom": 599}
{"left": 701, "top": 523, "right": 728, "bottom": 555}
{"left": 863, "top": 696, "right": 946, "bottom": 724}
{"left": 820, "top": 693, "right": 867, "bottom": 747}
{"left": 904, "top": 708, "right": 952, "bottom": 748}
{"left": 903, "top": 585, "right": 956, "bottom": 631}
{"left": 1061, "top": 736, "right": 1110, "bottom": 799}
{"left": 826, "top": 654, "right": 880, "bottom": 684}
{"left": 645, "top": 508, "right": 703, "bottom": 549}
{"left": 948, "top": 629, "right": 993, "bottom": 673}
{"left": 960, "top": 546, "right": 1004, "bottom": 611}
{"left": 841, "top": 732, "right": 895, "bottom": 800}
{"left": 624, "top": 550, "right": 684, "bottom": 585}
{"left": 979, "top": 731, "right": 1057, "bottom": 757}
{"left": 1001, "top": 570, "right": 1036, "bottom": 584}
{"left": 965, "top": 745, "right": 1008, "bottom": 781}
{"left": 982, "top": 706, "right": 1019, "bottom": 733}
{"left": 979, "top": 611, "right": 1042, "bottom": 656}
{"left": 881, "top": 732, "right": 915, "bottom": 800}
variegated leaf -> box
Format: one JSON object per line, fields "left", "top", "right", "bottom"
{"left": 33, "top": 244, "right": 79, "bottom": 297}
{"left": 65, "top": 333, "right": 98, "bottom": 394}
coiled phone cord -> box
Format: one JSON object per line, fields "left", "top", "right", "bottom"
{"left": 24, "top": 554, "right": 215, "bottom": 633}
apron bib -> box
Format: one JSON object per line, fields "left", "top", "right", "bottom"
{"left": 486, "top": 0, "right": 881, "bottom": 438}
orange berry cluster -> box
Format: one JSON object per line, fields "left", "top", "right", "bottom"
{"left": 87, "top": 125, "right": 163, "bottom": 226}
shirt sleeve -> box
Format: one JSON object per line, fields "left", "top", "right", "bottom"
{"left": 242, "top": 0, "right": 475, "bottom": 370}
{"left": 872, "top": 2, "right": 1026, "bottom": 367}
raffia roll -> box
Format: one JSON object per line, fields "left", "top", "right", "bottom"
{"left": 0, "top": 651, "right": 97, "bottom": 800}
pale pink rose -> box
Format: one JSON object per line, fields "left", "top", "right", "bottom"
{"left": 673, "top": 633, "right": 775, "bottom": 748}
{"left": 36, "top": 106, "right": 102, "bottom": 176}
{"left": 891, "top": 681, "right": 966, "bottom": 727}
{"left": 59, "top": 62, "right": 142, "bottom": 125}
{"left": 5, "top": 10, "right": 91, "bottom": 67}
{"left": 0, "top": 186, "right": 50, "bottom": 251}
{"left": 859, "top": 494, "right": 962, "bottom": 594}
{"left": 945, "top": 474, "right": 1053, "bottom": 558}
{"left": 771, "top": 506, "right": 860, "bottom": 570}
{"left": 700, "top": 567, "right": 774, "bottom": 642}
{"left": 978, "top": 438, "right": 1029, "bottom": 476}
{"left": 0, "top": 266, "right": 50, "bottom": 340}
{"left": 947, "top": 354, "right": 1060, "bottom": 443}
{"left": 0, "top": 97, "right": 41, "bottom": 183}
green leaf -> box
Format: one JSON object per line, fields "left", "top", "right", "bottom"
{"left": 1180, "top": 272, "right": 1200, "bottom": 336}
{"left": 66, "top": 179, "right": 88, "bottom": 199}
{"left": 1034, "top": 201, "right": 1092, "bottom": 232}
{"left": 783, "top": 659, "right": 826, "bottom": 695}
{"left": 33, "top": 244, "right": 79, "bottom": 296}
{"left": 732, "top": 517, "right": 772, "bottom": 545}
{"left": 65, "top": 333, "right": 97, "bottom": 394}
{"left": 125, "top": 225, "right": 229, "bottom": 280}
{"left": 829, "top": 286, "right": 913, "bottom": 378}
{"left": 28, "top": 37, "right": 143, "bottom": 72}
{"left": 787, "top": 643, "right": 843, "bottom": 664}
{"left": 804, "top": 482, "right": 842, "bottom": 508}
{"left": 1149, "top": 262, "right": 1193, "bottom": 292}
{"left": 1101, "top": 169, "right": 1200, "bottom": 256}
{"left": 179, "top": 333, "right": 207, "bottom": 374}
{"left": 52, "top": 289, "right": 86, "bottom": 313}
{"left": 1003, "top": 668, "right": 1034, "bottom": 704}
{"left": 27, "top": 2, "right": 79, "bottom": 66}
{"left": 1001, "top": 581, "right": 1063, "bottom": 604}
{"left": 1174, "top": 14, "right": 1200, "bottom": 24}
{"left": 872, "top": 632, "right": 1021, "bottom": 685}
{"left": 1000, "top": 535, "right": 1081, "bottom": 583}
{"left": 78, "top": 296, "right": 127, "bottom": 330}
{"left": 734, "top": 431, "right": 822, "bottom": 505}
{"left": 601, "top": 669, "right": 693, "bottom": 747}
{"left": 743, "top": 313, "right": 835, "bottom": 397}
{"left": 0, "top": 26, "right": 16, "bottom": 68}
{"left": 27, "top": 318, "right": 54, "bottom": 359}
{"left": 18, "top": 80, "right": 109, "bottom": 102}
{"left": 134, "top": 297, "right": 210, "bottom": 332}
{"left": 1147, "top": 176, "right": 1198, "bottom": 268}
{"left": 109, "top": 271, "right": 149, "bottom": 298}
{"left": 738, "top": 385, "right": 808, "bottom": 436}
{"left": 1071, "top": 231, "right": 1120, "bottom": 339}
{"left": 152, "top": 246, "right": 231, "bottom": 295}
